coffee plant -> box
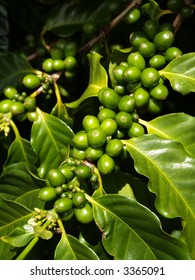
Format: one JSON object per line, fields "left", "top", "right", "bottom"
{"left": 0, "top": 0, "right": 195, "bottom": 260}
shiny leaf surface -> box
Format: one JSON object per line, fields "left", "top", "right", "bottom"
{"left": 54, "top": 232, "right": 99, "bottom": 260}
{"left": 124, "top": 134, "right": 195, "bottom": 258}
{"left": 140, "top": 113, "right": 195, "bottom": 156}
{"left": 93, "top": 194, "right": 190, "bottom": 260}
{"left": 31, "top": 108, "right": 74, "bottom": 178}
{"left": 160, "top": 53, "right": 195, "bottom": 95}
{"left": 66, "top": 52, "right": 107, "bottom": 109}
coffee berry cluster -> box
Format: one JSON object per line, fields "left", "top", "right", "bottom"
{"left": 38, "top": 158, "right": 97, "bottom": 224}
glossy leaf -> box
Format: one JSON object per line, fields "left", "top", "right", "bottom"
{"left": 42, "top": 1, "right": 109, "bottom": 37}
{"left": 93, "top": 194, "right": 190, "bottom": 260}
{"left": 0, "top": 53, "right": 33, "bottom": 91}
{"left": 1, "top": 224, "right": 34, "bottom": 247}
{"left": 4, "top": 129, "right": 37, "bottom": 175}
{"left": 140, "top": 113, "right": 195, "bottom": 156}
{"left": 160, "top": 53, "right": 195, "bottom": 95}
{"left": 66, "top": 52, "right": 107, "bottom": 109}
{"left": 30, "top": 108, "right": 74, "bottom": 178}
{"left": 123, "top": 134, "right": 195, "bottom": 259}
{"left": 0, "top": 196, "right": 33, "bottom": 259}
{"left": 54, "top": 232, "right": 99, "bottom": 260}
{"left": 0, "top": 162, "right": 44, "bottom": 205}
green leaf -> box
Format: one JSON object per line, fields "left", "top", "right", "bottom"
{"left": 1, "top": 224, "right": 34, "bottom": 247}
{"left": 93, "top": 194, "right": 190, "bottom": 260}
{"left": 123, "top": 134, "right": 195, "bottom": 259}
{"left": 0, "top": 162, "right": 44, "bottom": 205}
{"left": 0, "top": 53, "right": 33, "bottom": 91}
{"left": 54, "top": 232, "right": 99, "bottom": 260}
{"left": 66, "top": 52, "right": 107, "bottom": 109}
{"left": 140, "top": 113, "right": 195, "bottom": 156}
{"left": 30, "top": 108, "right": 74, "bottom": 178}
{"left": 159, "top": 53, "right": 195, "bottom": 95}
{"left": 4, "top": 127, "right": 38, "bottom": 175}
{"left": 0, "top": 196, "right": 33, "bottom": 259}
{"left": 43, "top": 1, "right": 109, "bottom": 37}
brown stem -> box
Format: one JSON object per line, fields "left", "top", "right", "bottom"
{"left": 79, "top": 0, "right": 142, "bottom": 55}
{"left": 173, "top": 0, "right": 194, "bottom": 34}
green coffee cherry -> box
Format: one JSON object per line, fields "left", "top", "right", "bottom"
{"left": 3, "top": 86, "right": 18, "bottom": 99}
{"left": 98, "top": 87, "right": 120, "bottom": 109}
{"left": 181, "top": 6, "right": 194, "bottom": 18}
{"left": 127, "top": 52, "right": 146, "bottom": 71}
{"left": 167, "top": 0, "right": 183, "bottom": 12}
{"left": 114, "top": 84, "right": 126, "bottom": 95}
{"left": 47, "top": 168, "right": 65, "bottom": 187}
{"left": 73, "top": 131, "right": 89, "bottom": 149}
{"left": 42, "top": 58, "right": 54, "bottom": 73}
{"left": 164, "top": 47, "right": 183, "bottom": 62}
{"left": 105, "top": 139, "right": 123, "bottom": 157}
{"left": 11, "top": 102, "right": 25, "bottom": 116}
{"left": 118, "top": 95, "right": 135, "bottom": 113}
{"left": 87, "top": 127, "right": 107, "bottom": 148}
{"left": 113, "top": 65, "right": 127, "bottom": 84}
{"left": 150, "top": 84, "right": 169, "bottom": 100}
{"left": 24, "top": 96, "right": 36, "bottom": 111}
{"left": 133, "top": 87, "right": 150, "bottom": 107}
{"left": 149, "top": 54, "right": 166, "bottom": 69}
{"left": 129, "top": 31, "right": 148, "bottom": 49}
{"left": 64, "top": 41, "right": 79, "bottom": 57}
{"left": 143, "top": 19, "right": 159, "bottom": 40}
{"left": 138, "top": 41, "right": 156, "bottom": 58}
{"left": 159, "top": 22, "right": 174, "bottom": 32}
{"left": 54, "top": 197, "right": 73, "bottom": 214}
{"left": 141, "top": 67, "right": 160, "bottom": 88}
{"left": 82, "top": 115, "right": 100, "bottom": 131}
{"left": 115, "top": 111, "right": 132, "bottom": 129}
{"left": 71, "top": 147, "right": 86, "bottom": 160}
{"left": 74, "top": 165, "right": 92, "bottom": 180}
{"left": 72, "top": 192, "right": 87, "bottom": 208}
{"left": 125, "top": 8, "right": 141, "bottom": 24}
{"left": 127, "top": 122, "right": 145, "bottom": 137}
{"left": 64, "top": 56, "right": 77, "bottom": 70}
{"left": 100, "top": 118, "right": 118, "bottom": 136}
{"left": 52, "top": 59, "right": 65, "bottom": 71}
{"left": 50, "top": 47, "right": 64, "bottom": 59}
{"left": 0, "top": 99, "right": 13, "bottom": 113}
{"left": 97, "top": 108, "right": 116, "bottom": 122}
{"left": 38, "top": 186, "right": 57, "bottom": 202}
{"left": 153, "top": 31, "right": 174, "bottom": 51}
{"left": 59, "top": 165, "right": 75, "bottom": 180}
{"left": 85, "top": 146, "right": 104, "bottom": 161}
{"left": 74, "top": 203, "right": 93, "bottom": 224}
{"left": 97, "top": 154, "right": 115, "bottom": 175}
{"left": 123, "top": 66, "right": 141, "bottom": 83}
{"left": 22, "top": 74, "right": 41, "bottom": 89}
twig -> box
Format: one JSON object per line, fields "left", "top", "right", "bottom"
{"left": 78, "top": 0, "right": 142, "bottom": 55}
{"left": 173, "top": 0, "right": 194, "bottom": 34}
